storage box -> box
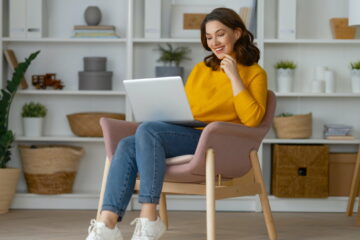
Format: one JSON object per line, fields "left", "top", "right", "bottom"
{"left": 330, "top": 18, "right": 356, "bottom": 39}
{"left": 329, "top": 153, "right": 357, "bottom": 196}
{"left": 272, "top": 144, "right": 329, "bottom": 198}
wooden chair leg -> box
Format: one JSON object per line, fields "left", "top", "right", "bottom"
{"left": 159, "top": 193, "right": 169, "bottom": 229}
{"left": 206, "top": 149, "right": 216, "bottom": 240}
{"left": 357, "top": 190, "right": 360, "bottom": 226}
{"left": 250, "top": 151, "right": 277, "bottom": 240}
{"left": 96, "top": 157, "right": 111, "bottom": 220}
{"left": 347, "top": 145, "right": 360, "bottom": 216}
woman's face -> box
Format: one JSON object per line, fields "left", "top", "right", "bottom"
{"left": 205, "top": 20, "right": 241, "bottom": 60}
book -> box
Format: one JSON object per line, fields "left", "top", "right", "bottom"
{"left": 74, "top": 25, "right": 115, "bottom": 30}
{"left": 325, "top": 135, "right": 355, "bottom": 140}
{"left": 4, "top": 49, "right": 28, "bottom": 89}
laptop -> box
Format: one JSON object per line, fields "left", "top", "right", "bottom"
{"left": 123, "top": 76, "right": 207, "bottom": 127}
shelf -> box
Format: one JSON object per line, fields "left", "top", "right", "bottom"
{"left": 1, "top": 37, "right": 127, "bottom": 43}
{"left": 274, "top": 92, "right": 360, "bottom": 97}
{"left": 263, "top": 138, "right": 360, "bottom": 144}
{"left": 15, "top": 136, "right": 103, "bottom": 142}
{"left": 133, "top": 38, "right": 200, "bottom": 43}
{"left": 264, "top": 39, "right": 360, "bottom": 44}
{"left": 17, "top": 90, "right": 126, "bottom": 96}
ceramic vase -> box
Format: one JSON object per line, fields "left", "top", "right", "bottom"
{"left": 277, "top": 68, "right": 294, "bottom": 93}
{"left": 84, "top": 6, "right": 102, "bottom": 26}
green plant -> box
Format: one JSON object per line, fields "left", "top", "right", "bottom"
{"left": 350, "top": 61, "right": 360, "bottom": 70}
{"left": 275, "top": 61, "right": 297, "bottom": 69}
{"left": 22, "top": 102, "right": 47, "bottom": 117}
{"left": 276, "top": 113, "right": 294, "bottom": 117}
{"left": 157, "top": 43, "right": 191, "bottom": 67}
{"left": 0, "top": 51, "right": 40, "bottom": 168}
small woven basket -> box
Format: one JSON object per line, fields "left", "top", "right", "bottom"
{"left": 67, "top": 112, "right": 125, "bottom": 137}
{"left": 18, "top": 145, "right": 84, "bottom": 194}
{"left": 273, "top": 113, "right": 312, "bottom": 139}
{"left": 330, "top": 18, "right": 356, "bottom": 39}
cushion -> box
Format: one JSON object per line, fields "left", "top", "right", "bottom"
{"left": 166, "top": 154, "right": 193, "bottom": 166}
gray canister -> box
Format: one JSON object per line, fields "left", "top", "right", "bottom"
{"left": 79, "top": 71, "right": 113, "bottom": 90}
{"left": 84, "top": 57, "right": 107, "bottom": 72}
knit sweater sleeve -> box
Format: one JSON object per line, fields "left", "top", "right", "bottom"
{"left": 233, "top": 70, "right": 268, "bottom": 127}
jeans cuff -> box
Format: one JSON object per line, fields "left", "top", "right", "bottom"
{"left": 102, "top": 205, "right": 124, "bottom": 222}
{"left": 138, "top": 195, "right": 160, "bottom": 204}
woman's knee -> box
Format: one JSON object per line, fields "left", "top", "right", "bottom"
{"left": 135, "top": 121, "right": 165, "bottom": 138}
{"left": 115, "top": 135, "right": 135, "bottom": 157}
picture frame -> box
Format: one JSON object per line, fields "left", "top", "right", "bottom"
{"left": 170, "top": 4, "right": 220, "bottom": 38}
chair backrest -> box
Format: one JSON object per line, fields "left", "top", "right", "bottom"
{"left": 184, "top": 90, "right": 276, "bottom": 178}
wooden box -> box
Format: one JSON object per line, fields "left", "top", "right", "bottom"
{"left": 330, "top": 18, "right": 356, "bottom": 39}
{"left": 272, "top": 144, "right": 329, "bottom": 198}
{"left": 329, "top": 153, "right": 357, "bottom": 196}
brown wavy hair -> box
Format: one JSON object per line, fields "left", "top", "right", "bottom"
{"left": 200, "top": 8, "right": 260, "bottom": 70}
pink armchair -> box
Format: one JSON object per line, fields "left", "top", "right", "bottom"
{"left": 98, "top": 90, "right": 277, "bottom": 240}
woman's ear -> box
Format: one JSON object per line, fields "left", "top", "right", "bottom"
{"left": 235, "top": 28, "right": 242, "bottom": 40}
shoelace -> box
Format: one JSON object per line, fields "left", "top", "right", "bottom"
{"left": 131, "top": 218, "right": 143, "bottom": 236}
{"left": 88, "top": 219, "right": 102, "bottom": 239}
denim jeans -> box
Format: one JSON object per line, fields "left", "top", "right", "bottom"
{"left": 102, "top": 121, "right": 202, "bottom": 221}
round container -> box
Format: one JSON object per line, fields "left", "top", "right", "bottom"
{"left": 78, "top": 71, "right": 113, "bottom": 90}
{"left": 273, "top": 113, "right": 312, "bottom": 139}
{"left": 67, "top": 112, "right": 126, "bottom": 137}
{"left": 84, "top": 57, "right": 107, "bottom": 72}
{"left": 18, "top": 145, "right": 84, "bottom": 194}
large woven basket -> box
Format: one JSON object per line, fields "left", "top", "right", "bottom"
{"left": 273, "top": 113, "right": 312, "bottom": 139}
{"left": 330, "top": 18, "right": 356, "bottom": 39}
{"left": 67, "top": 112, "right": 125, "bottom": 137}
{"left": 18, "top": 145, "right": 84, "bottom": 194}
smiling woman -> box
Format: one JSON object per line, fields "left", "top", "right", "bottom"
{"left": 85, "top": 7, "right": 268, "bottom": 240}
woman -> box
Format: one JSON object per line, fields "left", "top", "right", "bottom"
{"left": 86, "top": 7, "right": 267, "bottom": 240}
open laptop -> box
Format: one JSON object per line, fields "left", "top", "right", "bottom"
{"left": 123, "top": 76, "right": 207, "bottom": 127}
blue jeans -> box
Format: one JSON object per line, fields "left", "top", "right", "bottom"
{"left": 102, "top": 121, "right": 202, "bottom": 221}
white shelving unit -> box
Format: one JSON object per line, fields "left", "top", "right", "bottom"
{"left": 1, "top": 0, "right": 359, "bottom": 212}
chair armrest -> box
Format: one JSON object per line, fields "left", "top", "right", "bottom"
{"left": 188, "top": 121, "right": 268, "bottom": 178}
{"left": 100, "top": 118, "right": 140, "bottom": 160}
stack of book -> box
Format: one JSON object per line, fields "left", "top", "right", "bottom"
{"left": 324, "top": 124, "right": 354, "bottom": 140}
{"left": 73, "top": 25, "right": 119, "bottom": 38}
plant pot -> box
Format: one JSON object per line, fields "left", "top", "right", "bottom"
{"left": 276, "top": 69, "right": 294, "bottom": 93}
{"left": 23, "top": 117, "right": 44, "bottom": 137}
{"left": 0, "top": 168, "right": 20, "bottom": 214}
{"left": 273, "top": 113, "right": 312, "bottom": 139}
{"left": 351, "top": 69, "right": 360, "bottom": 93}
{"left": 155, "top": 66, "right": 184, "bottom": 79}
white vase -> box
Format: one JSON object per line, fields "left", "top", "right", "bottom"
{"left": 23, "top": 117, "right": 44, "bottom": 137}
{"left": 351, "top": 69, "right": 360, "bottom": 93}
{"left": 277, "top": 69, "right": 294, "bottom": 93}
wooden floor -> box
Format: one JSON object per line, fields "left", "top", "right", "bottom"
{"left": 0, "top": 210, "right": 359, "bottom": 240}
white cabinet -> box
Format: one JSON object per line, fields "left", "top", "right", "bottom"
{"left": 2, "top": 0, "right": 359, "bottom": 212}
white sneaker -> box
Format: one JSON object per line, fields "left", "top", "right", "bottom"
{"left": 86, "top": 219, "right": 123, "bottom": 240}
{"left": 130, "top": 217, "right": 166, "bottom": 240}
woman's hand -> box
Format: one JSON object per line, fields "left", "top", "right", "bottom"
{"left": 220, "top": 54, "right": 245, "bottom": 95}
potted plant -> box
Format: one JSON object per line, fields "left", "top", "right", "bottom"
{"left": 274, "top": 60, "right": 297, "bottom": 93}
{"left": 22, "top": 102, "right": 47, "bottom": 137}
{"left": 155, "top": 43, "right": 191, "bottom": 80}
{"left": 0, "top": 50, "right": 40, "bottom": 214}
{"left": 350, "top": 61, "right": 360, "bottom": 93}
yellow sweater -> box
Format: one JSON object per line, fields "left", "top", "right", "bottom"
{"left": 185, "top": 61, "right": 268, "bottom": 127}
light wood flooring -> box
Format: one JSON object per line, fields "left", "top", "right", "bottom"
{"left": 0, "top": 210, "right": 359, "bottom": 240}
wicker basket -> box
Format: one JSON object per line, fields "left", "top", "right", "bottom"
{"left": 273, "top": 113, "right": 312, "bottom": 139}
{"left": 67, "top": 112, "right": 125, "bottom": 137}
{"left": 330, "top": 18, "right": 356, "bottom": 39}
{"left": 272, "top": 144, "right": 329, "bottom": 198}
{"left": 18, "top": 145, "right": 84, "bottom": 194}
